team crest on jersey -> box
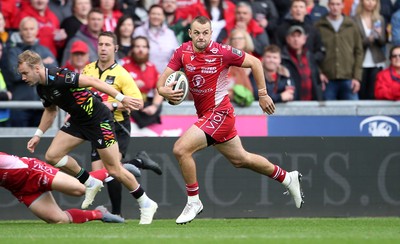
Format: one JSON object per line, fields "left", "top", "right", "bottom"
{"left": 65, "top": 72, "right": 76, "bottom": 84}
{"left": 105, "top": 75, "right": 116, "bottom": 85}
{"left": 232, "top": 48, "right": 243, "bottom": 56}
{"left": 192, "top": 74, "right": 205, "bottom": 87}
{"left": 186, "top": 64, "right": 196, "bottom": 72}
{"left": 210, "top": 48, "right": 219, "bottom": 54}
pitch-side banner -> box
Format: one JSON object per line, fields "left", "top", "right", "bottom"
{"left": 130, "top": 115, "right": 400, "bottom": 137}
{"left": 268, "top": 115, "right": 400, "bottom": 137}
{"left": 0, "top": 137, "right": 399, "bottom": 220}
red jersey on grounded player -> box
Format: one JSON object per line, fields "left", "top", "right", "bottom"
{"left": 167, "top": 40, "right": 246, "bottom": 115}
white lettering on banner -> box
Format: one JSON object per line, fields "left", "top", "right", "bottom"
{"left": 359, "top": 116, "right": 400, "bottom": 137}
{"left": 378, "top": 152, "right": 400, "bottom": 205}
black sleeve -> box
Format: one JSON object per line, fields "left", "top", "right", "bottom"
{"left": 36, "top": 86, "right": 52, "bottom": 108}
{"left": 48, "top": 67, "right": 80, "bottom": 88}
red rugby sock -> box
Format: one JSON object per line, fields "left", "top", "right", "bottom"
{"left": 270, "top": 165, "right": 287, "bottom": 183}
{"left": 65, "top": 209, "right": 102, "bottom": 223}
{"left": 186, "top": 182, "right": 199, "bottom": 196}
{"left": 89, "top": 168, "right": 109, "bottom": 182}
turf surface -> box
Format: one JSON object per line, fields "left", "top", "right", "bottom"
{"left": 0, "top": 218, "right": 399, "bottom": 243}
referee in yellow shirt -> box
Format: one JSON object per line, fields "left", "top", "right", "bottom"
{"left": 82, "top": 31, "right": 158, "bottom": 224}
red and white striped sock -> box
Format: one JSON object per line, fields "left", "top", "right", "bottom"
{"left": 270, "top": 165, "right": 287, "bottom": 183}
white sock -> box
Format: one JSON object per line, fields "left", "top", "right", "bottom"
{"left": 84, "top": 176, "right": 95, "bottom": 187}
{"left": 282, "top": 172, "right": 292, "bottom": 187}
{"left": 188, "top": 195, "right": 200, "bottom": 203}
{"left": 104, "top": 176, "right": 114, "bottom": 182}
{"left": 137, "top": 192, "right": 151, "bottom": 208}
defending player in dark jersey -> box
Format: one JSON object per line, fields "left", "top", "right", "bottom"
{"left": 17, "top": 50, "right": 157, "bottom": 224}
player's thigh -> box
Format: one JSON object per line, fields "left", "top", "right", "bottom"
{"left": 174, "top": 125, "right": 208, "bottom": 155}
{"left": 29, "top": 192, "right": 70, "bottom": 224}
{"left": 97, "top": 143, "right": 121, "bottom": 170}
{"left": 47, "top": 130, "right": 84, "bottom": 159}
{"left": 51, "top": 171, "right": 85, "bottom": 197}
{"left": 215, "top": 136, "right": 247, "bottom": 162}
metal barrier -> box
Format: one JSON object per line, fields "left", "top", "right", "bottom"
{"left": 0, "top": 100, "right": 399, "bottom": 137}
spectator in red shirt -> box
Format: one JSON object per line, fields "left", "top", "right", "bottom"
{"left": 0, "top": 0, "right": 22, "bottom": 30}
{"left": 217, "top": 1, "right": 269, "bottom": 57}
{"left": 12, "top": 0, "right": 67, "bottom": 58}
{"left": 175, "top": 0, "right": 236, "bottom": 41}
{"left": 162, "top": 0, "right": 191, "bottom": 44}
{"left": 375, "top": 46, "right": 400, "bottom": 100}
{"left": 62, "top": 40, "right": 90, "bottom": 73}
{"left": 95, "top": 0, "right": 123, "bottom": 32}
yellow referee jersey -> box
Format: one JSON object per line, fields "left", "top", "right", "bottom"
{"left": 83, "top": 61, "right": 142, "bottom": 122}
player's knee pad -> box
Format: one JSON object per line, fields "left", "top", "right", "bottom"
{"left": 54, "top": 155, "right": 68, "bottom": 168}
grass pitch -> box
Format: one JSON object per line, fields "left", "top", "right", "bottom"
{"left": 0, "top": 218, "right": 399, "bottom": 244}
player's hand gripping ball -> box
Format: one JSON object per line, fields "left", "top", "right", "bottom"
{"left": 164, "top": 71, "right": 189, "bottom": 105}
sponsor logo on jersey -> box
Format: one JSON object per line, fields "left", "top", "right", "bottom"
{"left": 65, "top": 72, "right": 76, "bottom": 84}
{"left": 205, "top": 58, "right": 216, "bottom": 63}
{"left": 210, "top": 48, "right": 219, "bottom": 54}
{"left": 232, "top": 48, "right": 242, "bottom": 56}
{"left": 186, "top": 64, "right": 196, "bottom": 72}
{"left": 105, "top": 76, "right": 116, "bottom": 85}
{"left": 201, "top": 67, "right": 217, "bottom": 74}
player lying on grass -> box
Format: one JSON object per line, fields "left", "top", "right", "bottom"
{"left": 0, "top": 152, "right": 131, "bottom": 224}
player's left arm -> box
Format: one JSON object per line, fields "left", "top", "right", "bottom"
{"left": 241, "top": 53, "right": 275, "bottom": 115}
{"left": 78, "top": 74, "right": 142, "bottom": 111}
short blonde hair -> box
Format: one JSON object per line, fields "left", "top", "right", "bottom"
{"left": 18, "top": 50, "right": 43, "bottom": 68}
{"left": 228, "top": 28, "right": 254, "bottom": 53}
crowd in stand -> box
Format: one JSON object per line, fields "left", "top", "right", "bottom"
{"left": 0, "top": 0, "right": 400, "bottom": 127}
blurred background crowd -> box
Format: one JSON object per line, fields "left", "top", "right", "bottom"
{"left": 0, "top": 0, "right": 400, "bottom": 128}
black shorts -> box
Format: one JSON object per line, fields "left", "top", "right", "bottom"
{"left": 91, "top": 117, "right": 131, "bottom": 161}
{"left": 61, "top": 112, "right": 117, "bottom": 150}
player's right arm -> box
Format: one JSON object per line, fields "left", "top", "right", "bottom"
{"left": 156, "top": 67, "right": 184, "bottom": 104}
{"left": 27, "top": 104, "right": 58, "bottom": 153}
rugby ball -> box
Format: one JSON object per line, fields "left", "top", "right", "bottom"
{"left": 164, "top": 71, "right": 189, "bottom": 105}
